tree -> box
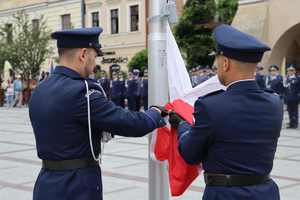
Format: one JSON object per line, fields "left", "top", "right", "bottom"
{"left": 0, "top": 41, "right": 6, "bottom": 76}
{"left": 127, "top": 49, "right": 148, "bottom": 72}
{"left": 174, "top": 0, "right": 238, "bottom": 69}
{"left": 0, "top": 11, "right": 52, "bottom": 81}
{"left": 217, "top": 0, "right": 239, "bottom": 24}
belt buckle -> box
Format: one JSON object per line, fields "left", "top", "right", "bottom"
{"left": 225, "top": 174, "right": 231, "bottom": 186}
{"left": 205, "top": 174, "right": 215, "bottom": 185}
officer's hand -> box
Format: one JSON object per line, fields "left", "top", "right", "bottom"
{"left": 150, "top": 105, "right": 169, "bottom": 117}
{"left": 169, "top": 111, "right": 184, "bottom": 129}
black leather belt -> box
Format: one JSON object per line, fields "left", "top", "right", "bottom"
{"left": 42, "top": 158, "right": 99, "bottom": 170}
{"left": 204, "top": 173, "right": 270, "bottom": 187}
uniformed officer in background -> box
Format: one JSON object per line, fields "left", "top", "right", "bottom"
{"left": 110, "top": 72, "right": 119, "bottom": 105}
{"left": 133, "top": 69, "right": 142, "bottom": 111}
{"left": 284, "top": 65, "right": 300, "bottom": 129}
{"left": 169, "top": 24, "right": 283, "bottom": 200}
{"left": 266, "top": 65, "right": 284, "bottom": 97}
{"left": 117, "top": 71, "right": 126, "bottom": 108}
{"left": 255, "top": 65, "right": 266, "bottom": 89}
{"left": 141, "top": 68, "right": 149, "bottom": 110}
{"left": 29, "top": 27, "right": 166, "bottom": 200}
{"left": 110, "top": 71, "right": 126, "bottom": 108}
{"left": 98, "top": 70, "right": 110, "bottom": 99}
{"left": 126, "top": 71, "right": 138, "bottom": 111}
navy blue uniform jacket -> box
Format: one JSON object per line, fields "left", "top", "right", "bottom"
{"left": 284, "top": 76, "right": 300, "bottom": 102}
{"left": 29, "top": 66, "right": 163, "bottom": 200}
{"left": 126, "top": 79, "right": 139, "bottom": 97}
{"left": 266, "top": 75, "right": 284, "bottom": 97}
{"left": 177, "top": 80, "right": 283, "bottom": 200}
{"left": 141, "top": 79, "right": 148, "bottom": 98}
{"left": 255, "top": 73, "right": 266, "bottom": 89}
{"left": 111, "top": 79, "right": 126, "bottom": 98}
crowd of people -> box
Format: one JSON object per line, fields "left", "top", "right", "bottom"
{"left": 2, "top": 75, "right": 24, "bottom": 108}
{"left": 187, "top": 63, "right": 300, "bottom": 129}
{"left": 189, "top": 66, "right": 218, "bottom": 87}
{"left": 0, "top": 65, "right": 218, "bottom": 110}
{"left": 96, "top": 68, "right": 148, "bottom": 111}
{"left": 255, "top": 64, "right": 300, "bottom": 129}
{"left": 1, "top": 61, "right": 299, "bottom": 130}
{"left": 2, "top": 64, "right": 299, "bottom": 131}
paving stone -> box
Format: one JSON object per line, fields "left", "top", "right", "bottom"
{"left": 0, "top": 107, "right": 299, "bottom": 200}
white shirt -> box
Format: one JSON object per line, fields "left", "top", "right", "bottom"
{"left": 6, "top": 86, "right": 14, "bottom": 96}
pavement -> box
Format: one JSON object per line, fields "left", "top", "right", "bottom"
{"left": 0, "top": 107, "right": 299, "bottom": 200}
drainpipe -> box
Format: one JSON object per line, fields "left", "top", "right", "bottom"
{"left": 81, "top": 0, "right": 86, "bottom": 28}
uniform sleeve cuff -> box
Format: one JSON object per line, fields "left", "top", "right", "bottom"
{"left": 177, "top": 121, "right": 191, "bottom": 138}
{"left": 145, "top": 109, "right": 165, "bottom": 127}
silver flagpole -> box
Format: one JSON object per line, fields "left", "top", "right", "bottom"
{"left": 148, "top": 0, "right": 170, "bottom": 200}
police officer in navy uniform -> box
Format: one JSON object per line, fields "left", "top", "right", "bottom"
{"left": 126, "top": 69, "right": 141, "bottom": 111}
{"left": 126, "top": 71, "right": 137, "bottom": 111}
{"left": 29, "top": 27, "right": 166, "bottom": 200}
{"left": 111, "top": 71, "right": 126, "bottom": 108}
{"left": 110, "top": 72, "right": 119, "bottom": 105}
{"left": 255, "top": 65, "right": 266, "bottom": 89}
{"left": 266, "top": 65, "right": 284, "bottom": 97}
{"left": 99, "top": 71, "right": 110, "bottom": 99}
{"left": 169, "top": 25, "right": 283, "bottom": 200}
{"left": 117, "top": 72, "right": 126, "bottom": 108}
{"left": 134, "top": 69, "right": 142, "bottom": 111}
{"left": 284, "top": 65, "right": 300, "bottom": 129}
{"left": 141, "top": 69, "right": 149, "bottom": 110}
{"left": 196, "top": 66, "right": 210, "bottom": 84}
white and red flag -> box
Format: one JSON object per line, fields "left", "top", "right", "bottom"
{"left": 150, "top": 23, "right": 225, "bottom": 196}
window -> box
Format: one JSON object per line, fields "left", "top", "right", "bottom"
{"left": 61, "top": 14, "right": 71, "bottom": 30}
{"left": 32, "top": 19, "right": 40, "bottom": 31}
{"left": 91, "top": 12, "right": 99, "bottom": 27}
{"left": 130, "top": 5, "right": 139, "bottom": 32}
{"left": 5, "top": 24, "right": 13, "bottom": 43}
{"left": 110, "top": 9, "right": 119, "bottom": 34}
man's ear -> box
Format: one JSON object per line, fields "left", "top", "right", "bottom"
{"left": 79, "top": 48, "right": 87, "bottom": 62}
{"left": 223, "top": 57, "right": 230, "bottom": 72}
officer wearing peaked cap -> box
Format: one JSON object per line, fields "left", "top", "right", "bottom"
{"left": 284, "top": 65, "right": 300, "bottom": 129}
{"left": 266, "top": 65, "right": 284, "bottom": 97}
{"left": 255, "top": 65, "right": 266, "bottom": 89}
{"left": 169, "top": 24, "right": 283, "bottom": 200}
{"left": 29, "top": 27, "right": 167, "bottom": 200}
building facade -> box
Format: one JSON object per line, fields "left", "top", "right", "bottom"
{"left": 233, "top": 0, "right": 300, "bottom": 74}
{"left": 0, "top": 0, "right": 186, "bottom": 77}
{"left": 0, "top": 0, "right": 146, "bottom": 75}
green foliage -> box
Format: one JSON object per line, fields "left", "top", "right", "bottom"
{"left": 0, "top": 11, "right": 52, "bottom": 80}
{"left": 217, "top": 0, "right": 239, "bottom": 24}
{"left": 127, "top": 49, "right": 148, "bottom": 72}
{"left": 183, "top": 0, "right": 216, "bottom": 25}
{"left": 0, "top": 41, "right": 6, "bottom": 75}
{"left": 174, "top": 0, "right": 238, "bottom": 69}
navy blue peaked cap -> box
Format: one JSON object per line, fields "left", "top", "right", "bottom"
{"left": 213, "top": 24, "right": 270, "bottom": 63}
{"left": 51, "top": 27, "right": 103, "bottom": 56}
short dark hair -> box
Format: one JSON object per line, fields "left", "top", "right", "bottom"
{"left": 57, "top": 48, "right": 79, "bottom": 58}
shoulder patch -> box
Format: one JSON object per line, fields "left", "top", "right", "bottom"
{"left": 85, "top": 89, "right": 103, "bottom": 98}
{"left": 200, "top": 89, "right": 225, "bottom": 99}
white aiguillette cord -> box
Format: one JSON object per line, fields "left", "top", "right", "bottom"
{"left": 84, "top": 80, "right": 102, "bottom": 163}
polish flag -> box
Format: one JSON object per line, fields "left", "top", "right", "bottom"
{"left": 150, "top": 23, "right": 225, "bottom": 197}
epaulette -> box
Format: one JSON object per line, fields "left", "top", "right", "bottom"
{"left": 200, "top": 89, "right": 225, "bottom": 99}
